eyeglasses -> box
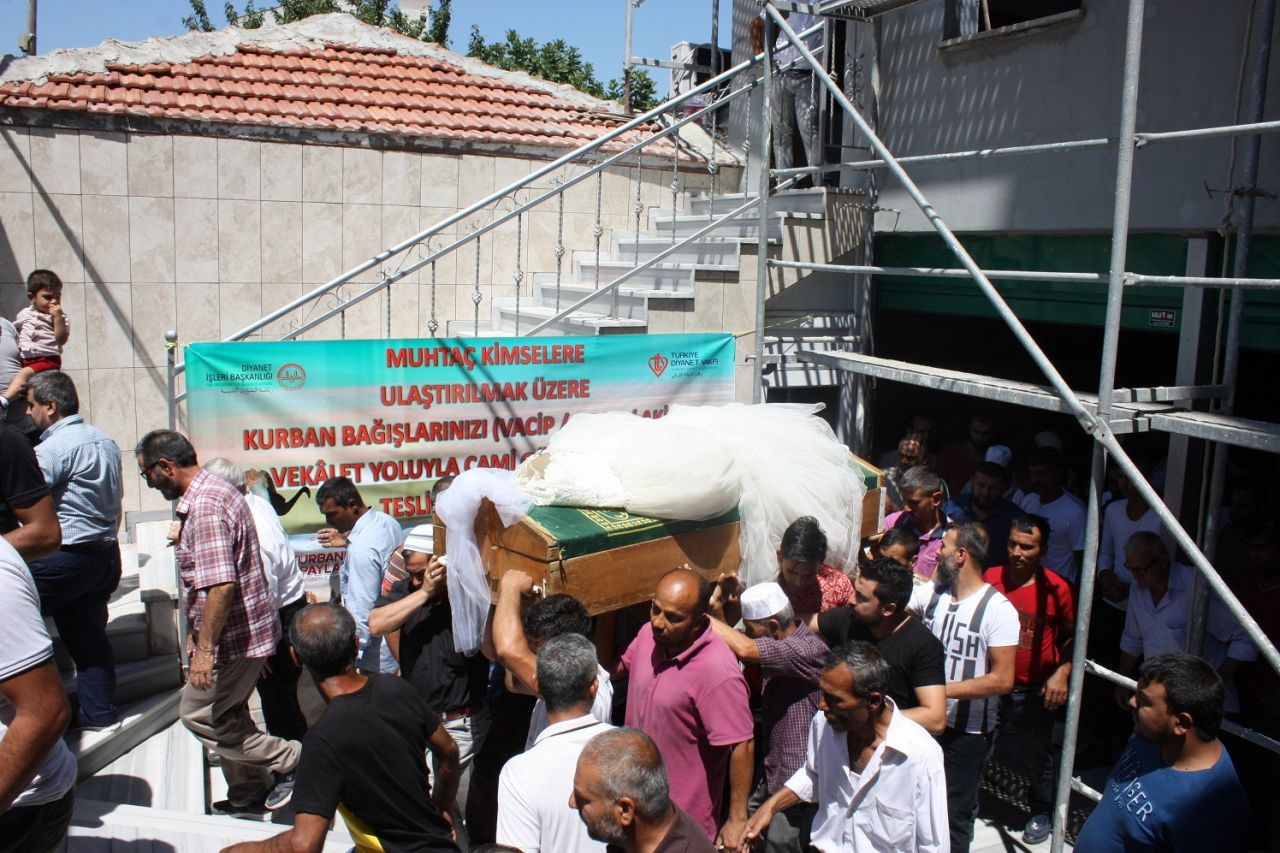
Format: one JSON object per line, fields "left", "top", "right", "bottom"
{"left": 138, "top": 461, "right": 161, "bottom": 480}
{"left": 1124, "top": 558, "right": 1163, "bottom": 575}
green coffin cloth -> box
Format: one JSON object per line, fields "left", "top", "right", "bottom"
{"left": 523, "top": 505, "right": 741, "bottom": 560}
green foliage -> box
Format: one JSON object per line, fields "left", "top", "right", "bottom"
{"left": 468, "top": 26, "right": 661, "bottom": 112}
{"left": 183, "top": 0, "right": 452, "bottom": 45}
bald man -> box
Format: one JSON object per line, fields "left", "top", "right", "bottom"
{"left": 616, "top": 569, "right": 754, "bottom": 847}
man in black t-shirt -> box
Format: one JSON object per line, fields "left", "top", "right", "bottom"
{"left": 808, "top": 558, "right": 947, "bottom": 734}
{"left": 223, "top": 603, "right": 459, "bottom": 853}
{"left": 0, "top": 422, "right": 60, "bottom": 562}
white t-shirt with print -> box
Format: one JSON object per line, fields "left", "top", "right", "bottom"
{"left": 910, "top": 580, "right": 1020, "bottom": 734}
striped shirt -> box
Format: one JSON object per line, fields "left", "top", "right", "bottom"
{"left": 910, "top": 580, "right": 1020, "bottom": 734}
{"left": 35, "top": 414, "right": 122, "bottom": 545}
{"left": 176, "top": 469, "right": 279, "bottom": 662}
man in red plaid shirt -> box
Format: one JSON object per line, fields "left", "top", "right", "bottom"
{"left": 136, "top": 430, "right": 301, "bottom": 819}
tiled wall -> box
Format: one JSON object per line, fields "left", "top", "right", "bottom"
{"left": 0, "top": 125, "right": 736, "bottom": 514}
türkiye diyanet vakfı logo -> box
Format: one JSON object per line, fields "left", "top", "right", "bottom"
{"left": 650, "top": 348, "right": 719, "bottom": 379}
{"left": 199, "top": 362, "right": 306, "bottom": 393}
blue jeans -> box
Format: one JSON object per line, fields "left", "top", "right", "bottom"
{"left": 29, "top": 541, "right": 122, "bottom": 725}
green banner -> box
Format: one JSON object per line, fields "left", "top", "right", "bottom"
{"left": 184, "top": 334, "right": 736, "bottom": 532}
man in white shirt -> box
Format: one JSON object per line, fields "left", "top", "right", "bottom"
{"left": 0, "top": 537, "right": 77, "bottom": 848}
{"left": 1115, "top": 532, "right": 1256, "bottom": 713}
{"left": 910, "top": 523, "right": 1019, "bottom": 853}
{"left": 739, "top": 640, "right": 949, "bottom": 853}
{"left": 497, "top": 633, "right": 614, "bottom": 853}
{"left": 1020, "top": 447, "right": 1086, "bottom": 585}
{"left": 486, "top": 570, "right": 612, "bottom": 747}
{"left": 205, "top": 458, "right": 309, "bottom": 741}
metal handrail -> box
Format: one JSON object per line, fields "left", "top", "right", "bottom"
{"left": 170, "top": 23, "right": 827, "bottom": 379}
{"left": 521, "top": 177, "right": 799, "bottom": 336}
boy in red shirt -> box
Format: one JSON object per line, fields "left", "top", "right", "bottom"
{"left": 984, "top": 513, "right": 1075, "bottom": 845}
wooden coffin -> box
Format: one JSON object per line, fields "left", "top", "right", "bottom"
{"left": 465, "top": 455, "right": 884, "bottom": 616}
{"left": 474, "top": 502, "right": 741, "bottom": 616}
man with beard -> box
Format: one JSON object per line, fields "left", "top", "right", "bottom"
{"left": 983, "top": 515, "right": 1075, "bottom": 844}
{"left": 571, "top": 727, "right": 714, "bottom": 853}
{"left": 881, "top": 467, "right": 951, "bottom": 580}
{"left": 945, "top": 462, "right": 1022, "bottom": 569}
{"left": 909, "top": 522, "right": 1019, "bottom": 853}
{"left": 774, "top": 516, "right": 851, "bottom": 617}
{"left": 739, "top": 641, "right": 948, "bottom": 852}
{"left": 617, "top": 568, "right": 754, "bottom": 846}
{"left": 135, "top": 430, "right": 300, "bottom": 818}
{"left": 810, "top": 558, "right": 947, "bottom": 735}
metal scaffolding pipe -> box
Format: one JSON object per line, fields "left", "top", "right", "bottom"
{"left": 776, "top": 118, "right": 1280, "bottom": 175}
{"left": 770, "top": 259, "right": 1107, "bottom": 283}
{"left": 1193, "top": 0, "right": 1277, "bottom": 654}
{"left": 770, "top": 118, "right": 1280, "bottom": 176}
{"left": 1052, "top": 1, "right": 1146, "bottom": 848}
{"left": 1126, "top": 273, "right": 1280, "bottom": 289}
{"left": 770, "top": 260, "right": 1280, "bottom": 289}
{"left": 752, "top": 15, "right": 776, "bottom": 403}
{"left": 763, "top": 2, "right": 1095, "bottom": 429}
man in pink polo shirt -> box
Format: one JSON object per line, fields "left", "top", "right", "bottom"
{"left": 619, "top": 568, "right": 754, "bottom": 847}
{"left": 881, "top": 466, "right": 951, "bottom": 580}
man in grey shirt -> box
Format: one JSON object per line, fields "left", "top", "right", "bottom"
{"left": 25, "top": 372, "right": 124, "bottom": 729}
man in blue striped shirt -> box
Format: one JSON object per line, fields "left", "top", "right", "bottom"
{"left": 26, "top": 371, "right": 123, "bottom": 729}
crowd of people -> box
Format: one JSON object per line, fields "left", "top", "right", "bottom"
{"left": 1, "top": 267, "right": 1278, "bottom": 853}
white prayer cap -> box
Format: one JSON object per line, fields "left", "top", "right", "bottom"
{"left": 402, "top": 523, "right": 435, "bottom": 555}
{"left": 740, "top": 582, "right": 791, "bottom": 622}
{"left": 985, "top": 445, "right": 1013, "bottom": 468}
{"left": 1033, "top": 431, "right": 1064, "bottom": 451}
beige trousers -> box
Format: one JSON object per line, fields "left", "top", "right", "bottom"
{"left": 179, "top": 655, "right": 302, "bottom": 807}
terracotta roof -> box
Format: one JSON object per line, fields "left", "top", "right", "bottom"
{"left": 0, "top": 14, "right": 703, "bottom": 157}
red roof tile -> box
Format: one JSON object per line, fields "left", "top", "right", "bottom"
{"left": 0, "top": 20, "right": 680, "bottom": 156}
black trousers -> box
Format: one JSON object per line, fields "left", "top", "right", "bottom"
{"left": 0, "top": 787, "right": 75, "bottom": 853}
{"left": 994, "top": 685, "right": 1058, "bottom": 810}
{"left": 940, "top": 727, "right": 993, "bottom": 853}
{"left": 255, "top": 596, "right": 308, "bottom": 741}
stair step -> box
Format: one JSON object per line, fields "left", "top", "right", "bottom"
{"left": 51, "top": 612, "right": 152, "bottom": 671}
{"left": 64, "top": 689, "right": 183, "bottom": 780}
{"left": 489, "top": 301, "right": 648, "bottom": 334}
{"left": 647, "top": 209, "right": 824, "bottom": 239}
{"left": 686, "top": 186, "right": 829, "bottom": 216}
{"left": 529, "top": 279, "right": 692, "bottom": 317}
{"left": 611, "top": 233, "right": 752, "bottom": 266}
{"left": 65, "top": 798, "right": 354, "bottom": 851}
{"left": 63, "top": 654, "right": 182, "bottom": 709}
{"left": 564, "top": 256, "right": 708, "bottom": 290}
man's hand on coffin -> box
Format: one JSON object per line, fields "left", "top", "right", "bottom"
{"left": 498, "top": 568, "right": 536, "bottom": 600}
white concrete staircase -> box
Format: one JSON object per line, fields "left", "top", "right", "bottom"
{"left": 51, "top": 523, "right": 184, "bottom": 780}
{"left": 449, "top": 187, "right": 867, "bottom": 361}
